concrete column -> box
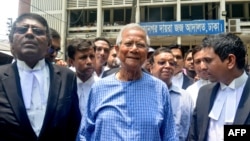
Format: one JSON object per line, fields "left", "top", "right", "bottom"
{"left": 219, "top": 0, "right": 226, "bottom": 32}
{"left": 135, "top": 0, "right": 140, "bottom": 23}
{"left": 96, "top": 0, "right": 102, "bottom": 37}
{"left": 18, "top": 0, "right": 31, "bottom": 16}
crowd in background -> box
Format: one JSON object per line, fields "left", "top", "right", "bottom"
{"left": 0, "top": 12, "right": 250, "bottom": 141}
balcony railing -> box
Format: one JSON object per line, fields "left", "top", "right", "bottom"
{"left": 67, "top": 0, "right": 223, "bottom": 8}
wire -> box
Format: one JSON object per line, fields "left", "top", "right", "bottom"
{"left": 71, "top": 10, "right": 84, "bottom": 25}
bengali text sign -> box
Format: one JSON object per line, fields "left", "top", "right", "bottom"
{"left": 140, "top": 20, "right": 225, "bottom": 36}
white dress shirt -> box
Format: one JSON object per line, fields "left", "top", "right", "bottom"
{"left": 17, "top": 59, "right": 50, "bottom": 136}
{"left": 172, "top": 71, "right": 184, "bottom": 89}
{"left": 207, "top": 72, "right": 248, "bottom": 141}
{"left": 186, "top": 79, "right": 211, "bottom": 107}
{"left": 77, "top": 72, "right": 99, "bottom": 116}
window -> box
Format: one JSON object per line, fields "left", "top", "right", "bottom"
{"left": 181, "top": 5, "right": 190, "bottom": 20}
{"left": 104, "top": 10, "right": 110, "bottom": 25}
{"left": 181, "top": 5, "right": 204, "bottom": 20}
{"left": 89, "top": 10, "right": 97, "bottom": 24}
{"left": 232, "top": 4, "right": 244, "bottom": 18}
{"left": 69, "top": 9, "right": 97, "bottom": 27}
{"left": 249, "top": 3, "right": 250, "bottom": 20}
{"left": 162, "top": 6, "right": 174, "bottom": 21}
{"left": 125, "top": 9, "right": 131, "bottom": 24}
{"left": 226, "top": 4, "right": 230, "bottom": 16}
{"left": 143, "top": 6, "right": 174, "bottom": 22}
{"left": 114, "top": 9, "right": 124, "bottom": 22}
{"left": 149, "top": 7, "right": 160, "bottom": 22}
{"left": 70, "top": 10, "right": 84, "bottom": 27}
{"left": 113, "top": 8, "right": 131, "bottom": 25}
{"left": 191, "top": 5, "right": 203, "bottom": 20}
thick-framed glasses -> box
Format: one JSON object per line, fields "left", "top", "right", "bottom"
{"left": 48, "top": 46, "right": 63, "bottom": 58}
{"left": 14, "top": 26, "right": 46, "bottom": 36}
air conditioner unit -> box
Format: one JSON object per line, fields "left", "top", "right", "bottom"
{"left": 228, "top": 19, "right": 241, "bottom": 32}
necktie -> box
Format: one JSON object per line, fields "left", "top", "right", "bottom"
{"left": 21, "top": 70, "right": 34, "bottom": 109}
{"left": 32, "top": 71, "right": 41, "bottom": 108}
{"left": 225, "top": 88, "right": 236, "bottom": 123}
{"left": 29, "top": 70, "right": 45, "bottom": 136}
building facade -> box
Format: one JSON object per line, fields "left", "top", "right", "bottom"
{"left": 28, "top": 0, "right": 250, "bottom": 59}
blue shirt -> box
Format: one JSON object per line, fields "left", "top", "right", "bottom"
{"left": 78, "top": 72, "right": 176, "bottom": 141}
{"left": 169, "top": 85, "right": 194, "bottom": 141}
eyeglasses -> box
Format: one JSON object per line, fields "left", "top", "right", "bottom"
{"left": 48, "top": 46, "right": 63, "bottom": 57}
{"left": 14, "top": 26, "right": 46, "bottom": 36}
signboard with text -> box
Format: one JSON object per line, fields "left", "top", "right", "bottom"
{"left": 140, "top": 20, "right": 225, "bottom": 36}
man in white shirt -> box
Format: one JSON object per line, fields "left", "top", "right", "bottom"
{"left": 188, "top": 33, "right": 250, "bottom": 141}
{"left": 93, "top": 37, "right": 111, "bottom": 77}
{"left": 186, "top": 45, "right": 212, "bottom": 107}
{"left": 168, "top": 44, "right": 194, "bottom": 89}
{"left": 67, "top": 38, "right": 99, "bottom": 116}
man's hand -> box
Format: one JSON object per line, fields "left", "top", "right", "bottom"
{"left": 55, "top": 59, "right": 68, "bottom": 67}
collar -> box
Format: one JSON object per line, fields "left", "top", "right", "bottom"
{"left": 209, "top": 71, "right": 248, "bottom": 123}
{"left": 219, "top": 71, "right": 248, "bottom": 90}
{"left": 17, "top": 59, "right": 45, "bottom": 71}
{"left": 169, "top": 84, "right": 182, "bottom": 95}
{"left": 77, "top": 72, "right": 98, "bottom": 85}
{"left": 199, "top": 78, "right": 211, "bottom": 85}
{"left": 174, "top": 71, "right": 183, "bottom": 78}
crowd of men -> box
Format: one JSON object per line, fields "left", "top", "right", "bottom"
{"left": 0, "top": 12, "right": 250, "bottom": 141}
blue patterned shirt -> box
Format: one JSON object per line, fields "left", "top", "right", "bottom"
{"left": 78, "top": 72, "right": 176, "bottom": 141}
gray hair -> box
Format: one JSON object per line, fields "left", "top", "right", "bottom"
{"left": 115, "top": 23, "right": 150, "bottom": 47}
